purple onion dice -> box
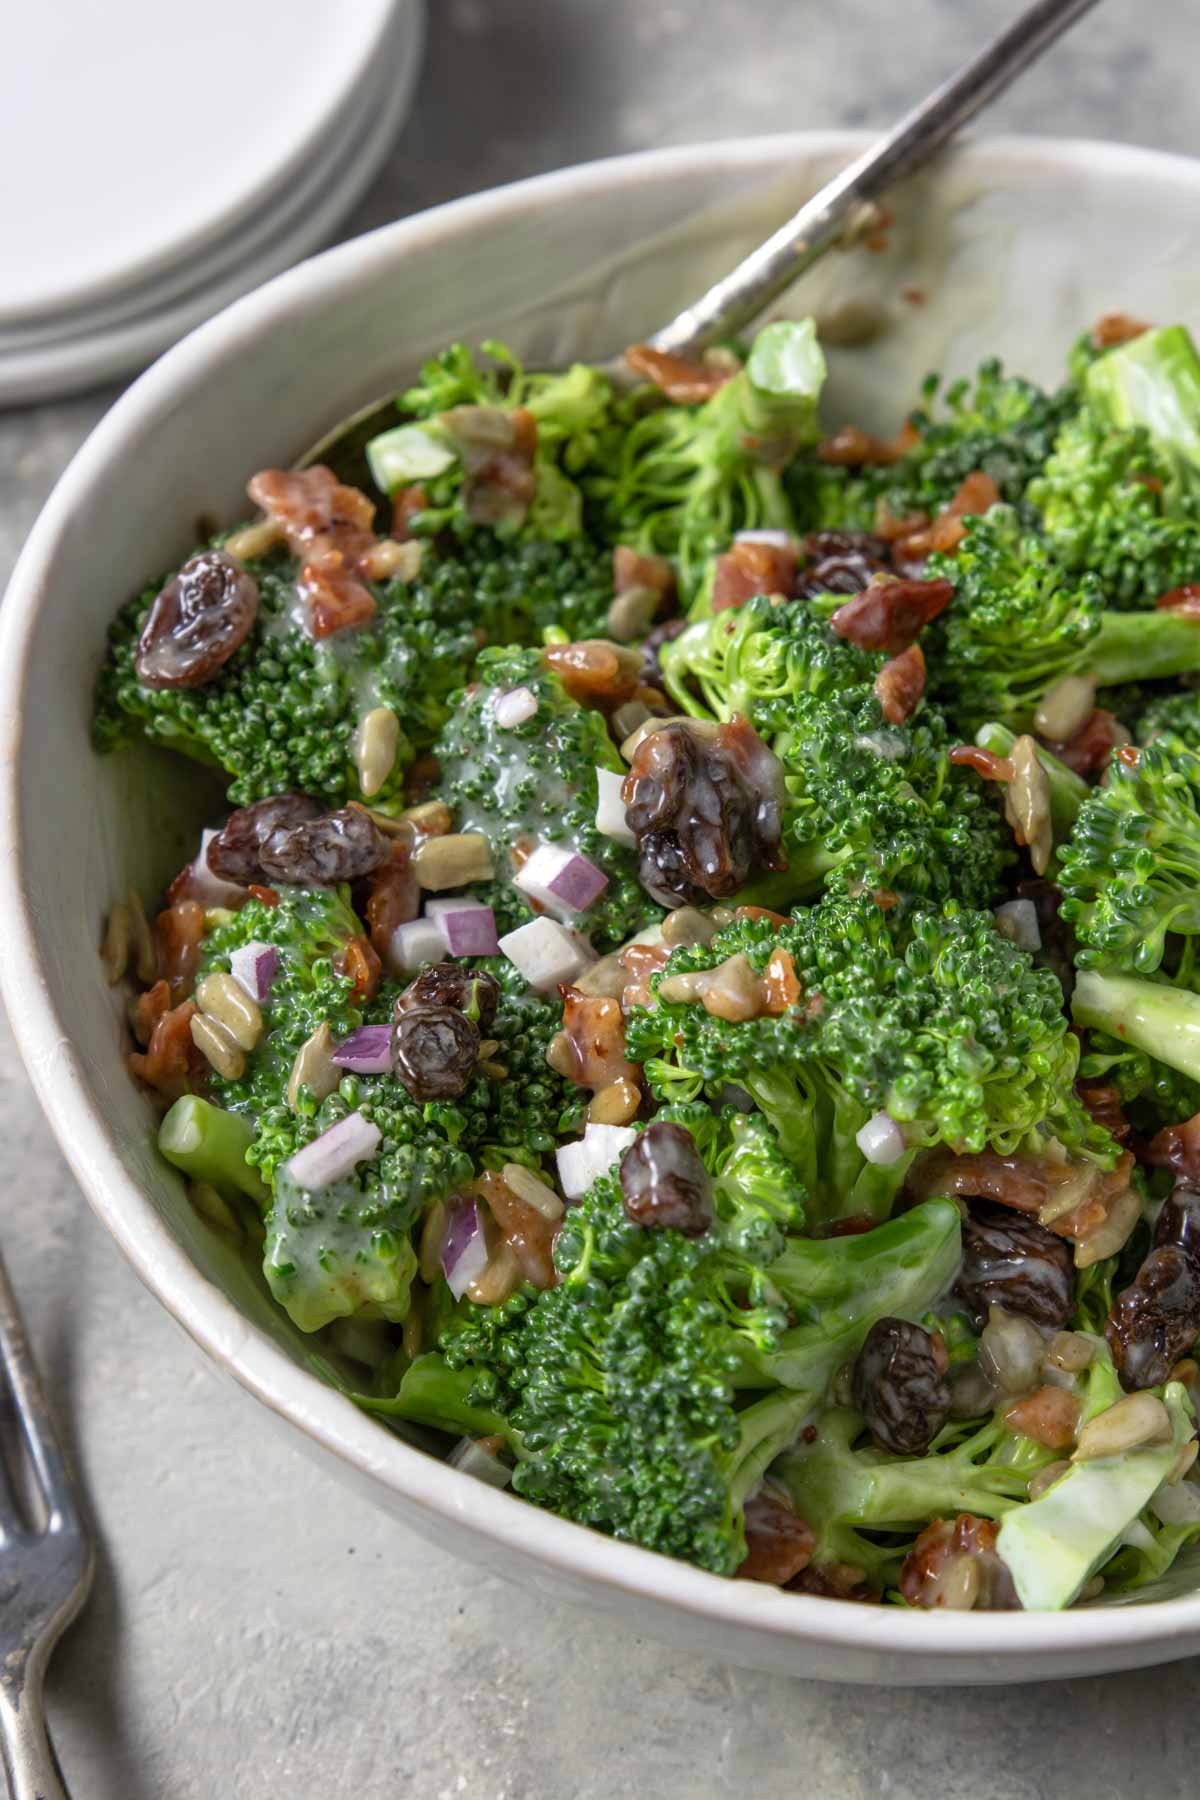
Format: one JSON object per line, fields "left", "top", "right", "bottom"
{"left": 229, "top": 939, "right": 279, "bottom": 1003}
{"left": 332, "top": 1025, "right": 395, "bottom": 1074}
{"left": 426, "top": 899, "right": 500, "bottom": 957}
{"left": 441, "top": 1196, "right": 490, "bottom": 1300}
{"left": 285, "top": 1111, "right": 382, "bottom": 1190}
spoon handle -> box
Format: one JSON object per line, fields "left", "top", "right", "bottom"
{"left": 648, "top": 0, "right": 1101, "bottom": 358}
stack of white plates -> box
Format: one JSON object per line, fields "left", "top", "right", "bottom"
{"left": 2, "top": 0, "right": 424, "bottom": 405}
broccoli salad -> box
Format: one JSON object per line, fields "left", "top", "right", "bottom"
{"left": 95, "top": 310, "right": 1200, "bottom": 1611}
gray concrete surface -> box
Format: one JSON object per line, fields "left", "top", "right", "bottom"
{"left": 6, "top": 2, "right": 1200, "bottom": 1793}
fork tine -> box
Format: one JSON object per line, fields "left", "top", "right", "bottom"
{"left": 0, "top": 1369, "right": 25, "bottom": 1538}
{"left": 0, "top": 1246, "right": 83, "bottom": 1535}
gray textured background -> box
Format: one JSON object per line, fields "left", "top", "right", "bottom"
{"left": 6, "top": 2, "right": 1200, "bottom": 1794}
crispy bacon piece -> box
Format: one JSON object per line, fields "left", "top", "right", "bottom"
{"left": 153, "top": 900, "right": 206, "bottom": 1003}
{"left": 874, "top": 501, "right": 930, "bottom": 541}
{"left": 787, "top": 1562, "right": 877, "bottom": 1601}
{"left": 365, "top": 839, "right": 420, "bottom": 965}
{"left": 711, "top": 538, "right": 798, "bottom": 612}
{"left": 830, "top": 576, "right": 953, "bottom": 653}
{"left": 1092, "top": 312, "right": 1150, "bottom": 349}
{"left": 131, "top": 979, "right": 171, "bottom": 1048}
{"left": 1004, "top": 1386, "right": 1081, "bottom": 1451}
{"left": 617, "top": 940, "right": 672, "bottom": 1012}
{"left": 1144, "top": 1111, "right": 1200, "bottom": 1181}
{"left": 899, "top": 1515, "right": 1020, "bottom": 1610}
{"left": 440, "top": 404, "right": 538, "bottom": 528}
{"left": 1156, "top": 584, "right": 1200, "bottom": 618}
{"left": 128, "top": 999, "right": 204, "bottom": 1101}
{"left": 1042, "top": 708, "right": 1124, "bottom": 778}
{"left": 623, "top": 344, "right": 733, "bottom": 404}
{"left": 907, "top": 1146, "right": 1137, "bottom": 1264}
{"left": 737, "top": 1485, "right": 816, "bottom": 1585}
{"left": 247, "top": 466, "right": 377, "bottom": 565}
{"left": 391, "top": 484, "right": 430, "bottom": 539}
{"left": 551, "top": 989, "right": 638, "bottom": 1089}
{"left": 874, "top": 642, "right": 926, "bottom": 724}
{"left": 614, "top": 545, "right": 675, "bottom": 604}
{"left": 300, "top": 559, "right": 377, "bottom": 638}
{"left": 891, "top": 471, "right": 1002, "bottom": 572}
{"left": 816, "top": 424, "right": 907, "bottom": 467}
{"left": 475, "top": 1170, "right": 557, "bottom": 1289}
{"left": 1078, "top": 1082, "right": 1131, "bottom": 1143}
{"left": 336, "top": 934, "right": 382, "bottom": 1003}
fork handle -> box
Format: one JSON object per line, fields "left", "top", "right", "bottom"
{"left": 0, "top": 1658, "right": 68, "bottom": 1800}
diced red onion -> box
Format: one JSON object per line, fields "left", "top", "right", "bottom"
{"left": 594, "top": 767, "right": 636, "bottom": 848}
{"left": 425, "top": 898, "right": 500, "bottom": 957}
{"left": 556, "top": 1122, "right": 638, "bottom": 1200}
{"left": 441, "top": 1197, "right": 490, "bottom": 1300}
{"left": 286, "top": 1111, "right": 381, "bottom": 1190}
{"left": 229, "top": 940, "right": 278, "bottom": 1003}
{"left": 735, "top": 529, "right": 793, "bottom": 549}
{"left": 332, "top": 1025, "right": 394, "bottom": 1074}
{"left": 497, "top": 917, "right": 595, "bottom": 991}
{"left": 493, "top": 686, "right": 539, "bottom": 728}
{"left": 993, "top": 898, "right": 1042, "bottom": 953}
{"left": 389, "top": 917, "right": 447, "bottom": 973}
{"left": 515, "top": 841, "right": 608, "bottom": 914}
{"left": 855, "top": 1110, "right": 906, "bottom": 1167}
{"left": 448, "top": 1435, "right": 512, "bottom": 1488}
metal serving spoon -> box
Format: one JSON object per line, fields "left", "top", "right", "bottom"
{"left": 303, "top": 0, "right": 1099, "bottom": 481}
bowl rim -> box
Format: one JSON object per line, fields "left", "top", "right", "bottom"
{"left": 7, "top": 127, "right": 1200, "bottom": 1662}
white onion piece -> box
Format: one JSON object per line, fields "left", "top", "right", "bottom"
{"left": 993, "top": 898, "right": 1042, "bottom": 953}
{"left": 556, "top": 1122, "right": 638, "bottom": 1200}
{"left": 229, "top": 940, "right": 278, "bottom": 1002}
{"left": 734, "top": 529, "right": 793, "bottom": 549}
{"left": 389, "top": 917, "right": 447, "bottom": 974}
{"left": 448, "top": 1436, "right": 513, "bottom": 1488}
{"left": 425, "top": 898, "right": 499, "bottom": 956}
{"left": 493, "top": 686, "right": 539, "bottom": 728}
{"left": 285, "top": 1111, "right": 381, "bottom": 1190}
{"left": 441, "top": 1198, "right": 489, "bottom": 1300}
{"left": 855, "top": 1110, "right": 906, "bottom": 1167}
{"left": 514, "top": 842, "right": 608, "bottom": 915}
{"left": 594, "top": 767, "right": 636, "bottom": 848}
{"left": 498, "top": 917, "right": 595, "bottom": 992}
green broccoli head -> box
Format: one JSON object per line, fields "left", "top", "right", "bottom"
{"left": 1138, "top": 688, "right": 1200, "bottom": 755}
{"left": 432, "top": 644, "right": 662, "bottom": 951}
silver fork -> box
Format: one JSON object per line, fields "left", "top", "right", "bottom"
{"left": 0, "top": 1249, "right": 93, "bottom": 1800}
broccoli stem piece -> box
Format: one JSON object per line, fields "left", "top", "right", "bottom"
{"left": 1087, "top": 607, "right": 1200, "bottom": 687}
{"left": 1071, "top": 970, "right": 1200, "bottom": 1085}
{"left": 975, "top": 721, "right": 1090, "bottom": 841}
{"left": 158, "top": 1096, "right": 269, "bottom": 1206}
{"left": 365, "top": 1352, "right": 512, "bottom": 1441}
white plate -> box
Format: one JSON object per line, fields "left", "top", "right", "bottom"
{"left": 1, "top": 0, "right": 404, "bottom": 324}
{"left": 0, "top": 2, "right": 423, "bottom": 405}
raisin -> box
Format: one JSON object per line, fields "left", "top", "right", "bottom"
{"left": 1107, "top": 1243, "right": 1200, "bottom": 1390}
{"left": 135, "top": 550, "right": 259, "bottom": 690}
{"left": 794, "top": 529, "right": 891, "bottom": 597}
{"left": 956, "top": 1201, "right": 1074, "bottom": 1330}
{"left": 829, "top": 576, "right": 954, "bottom": 652}
{"left": 640, "top": 617, "right": 688, "bottom": 690}
{"left": 1154, "top": 1182, "right": 1200, "bottom": 1256}
{"left": 619, "top": 1121, "right": 713, "bottom": 1236}
{"left": 396, "top": 963, "right": 501, "bottom": 1032}
{"left": 364, "top": 840, "right": 420, "bottom": 958}
{"left": 392, "top": 1004, "right": 480, "bottom": 1101}
{"left": 873, "top": 643, "right": 925, "bottom": 725}
{"left": 257, "top": 805, "right": 391, "bottom": 886}
{"left": 207, "top": 794, "right": 323, "bottom": 883}
{"left": 737, "top": 1485, "right": 815, "bottom": 1584}
{"left": 852, "top": 1317, "right": 950, "bottom": 1456}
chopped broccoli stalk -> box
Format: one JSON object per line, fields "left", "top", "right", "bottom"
{"left": 1085, "top": 325, "right": 1200, "bottom": 501}
{"left": 158, "top": 1095, "right": 268, "bottom": 1205}
{"left": 1072, "top": 969, "right": 1200, "bottom": 1086}
{"left": 1059, "top": 743, "right": 1200, "bottom": 974}
{"left": 975, "top": 721, "right": 1090, "bottom": 843}
{"left": 997, "top": 1377, "right": 1192, "bottom": 1611}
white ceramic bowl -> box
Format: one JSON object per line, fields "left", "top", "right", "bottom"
{"left": 7, "top": 133, "right": 1200, "bottom": 1686}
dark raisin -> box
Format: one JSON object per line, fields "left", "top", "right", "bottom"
{"left": 397, "top": 963, "right": 501, "bottom": 1032}
{"left": 1153, "top": 1182, "right": 1200, "bottom": 1257}
{"left": 1106, "top": 1243, "right": 1200, "bottom": 1390}
{"left": 391, "top": 1005, "right": 481, "bottom": 1101}
{"left": 639, "top": 616, "right": 688, "bottom": 690}
{"left": 956, "top": 1201, "right": 1074, "bottom": 1330}
{"left": 619, "top": 1121, "right": 713, "bottom": 1236}
{"left": 852, "top": 1317, "right": 950, "bottom": 1456}
{"left": 794, "top": 529, "right": 891, "bottom": 598}
{"left": 136, "top": 550, "right": 260, "bottom": 690}
{"left": 258, "top": 806, "right": 391, "bottom": 885}
{"left": 207, "top": 794, "right": 323, "bottom": 883}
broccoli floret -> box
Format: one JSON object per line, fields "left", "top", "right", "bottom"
{"left": 390, "top": 1143, "right": 961, "bottom": 1574}
{"left": 932, "top": 510, "right": 1200, "bottom": 734}
{"left": 658, "top": 592, "right": 881, "bottom": 726}
{"left": 1138, "top": 688, "right": 1200, "bottom": 755}
{"left": 599, "top": 320, "right": 826, "bottom": 601}
{"left": 1085, "top": 324, "right": 1200, "bottom": 503}
{"left": 432, "top": 644, "right": 662, "bottom": 951}
{"left": 1059, "top": 742, "right": 1200, "bottom": 975}
{"left": 627, "top": 897, "right": 1111, "bottom": 1227}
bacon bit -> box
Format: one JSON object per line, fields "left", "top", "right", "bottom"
{"left": 1156, "top": 583, "right": 1200, "bottom": 617}
{"left": 165, "top": 855, "right": 248, "bottom": 910}
{"left": 617, "top": 940, "right": 672, "bottom": 1012}
{"left": 874, "top": 642, "right": 926, "bottom": 725}
{"left": 1042, "top": 708, "right": 1125, "bottom": 778}
{"left": 301, "top": 559, "right": 377, "bottom": 639}
{"left": 1144, "top": 1111, "right": 1200, "bottom": 1180}
{"left": 247, "top": 466, "right": 377, "bottom": 565}
{"left": 1077, "top": 1082, "right": 1131, "bottom": 1143}
{"left": 871, "top": 888, "right": 899, "bottom": 911}
{"left": 153, "top": 900, "right": 206, "bottom": 1003}
{"left": 901, "top": 286, "right": 927, "bottom": 307}
{"left": 549, "top": 989, "right": 638, "bottom": 1088}
{"left": 734, "top": 905, "right": 789, "bottom": 927}
{"left": 614, "top": 545, "right": 675, "bottom": 602}
{"left": 475, "top": 1170, "right": 557, "bottom": 1289}
{"left": 711, "top": 539, "right": 799, "bottom": 612}
{"left": 762, "top": 947, "right": 802, "bottom": 1015}
{"left": 816, "top": 424, "right": 908, "bottom": 467}
{"left": 899, "top": 1515, "right": 1019, "bottom": 1610}
{"left": 891, "top": 471, "right": 1002, "bottom": 571}
{"left": 788, "top": 1562, "right": 877, "bottom": 1602}
{"left": 128, "top": 999, "right": 205, "bottom": 1101}
{"left": 391, "top": 484, "right": 429, "bottom": 539}
{"left": 874, "top": 500, "right": 931, "bottom": 542}
{"left": 335, "top": 934, "right": 382, "bottom": 1003}
{"left": 440, "top": 405, "right": 538, "bottom": 529}
{"left": 737, "top": 1485, "right": 815, "bottom": 1585}
{"left": 248, "top": 884, "right": 280, "bottom": 907}
{"left": 1116, "top": 743, "right": 1141, "bottom": 770}
{"left": 830, "top": 576, "right": 953, "bottom": 653}
{"left": 1092, "top": 312, "right": 1150, "bottom": 350}
{"left": 365, "top": 839, "right": 420, "bottom": 963}
{"left": 950, "top": 744, "right": 1013, "bottom": 783}
{"left": 1004, "top": 1386, "right": 1081, "bottom": 1451}
{"left": 131, "top": 978, "right": 171, "bottom": 1048}
{"left": 623, "top": 344, "right": 733, "bottom": 405}
{"left": 1131, "top": 471, "right": 1164, "bottom": 497}
{"left": 543, "top": 638, "right": 642, "bottom": 709}
{"left": 907, "top": 1146, "right": 1137, "bottom": 1264}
